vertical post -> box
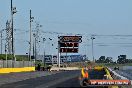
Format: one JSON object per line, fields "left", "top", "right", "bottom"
{"left": 11, "top": 0, "right": 17, "bottom": 65}
{"left": 44, "top": 51, "right": 45, "bottom": 67}
{"left": 92, "top": 39, "right": 94, "bottom": 62}
{"left": 58, "top": 41, "right": 60, "bottom": 68}
{"left": 43, "top": 38, "right": 46, "bottom": 67}
{"left": 33, "top": 33, "right": 36, "bottom": 61}
{"left": 35, "top": 36, "right": 36, "bottom": 61}
{"left": 5, "top": 44, "right": 8, "bottom": 67}
{"left": 91, "top": 37, "right": 95, "bottom": 62}
{"left": 87, "top": 39, "right": 89, "bottom": 60}
{"left": 52, "top": 45, "right": 53, "bottom": 66}
{"left": 11, "top": 0, "right": 14, "bottom": 60}
{"left": 33, "top": 39, "right": 34, "bottom": 60}
{"left": 48, "top": 38, "right": 53, "bottom": 66}
{"left": 51, "top": 49, "right": 53, "bottom": 66}
{"left": 1, "top": 32, "right": 2, "bottom": 54}
{"left": 65, "top": 43, "right": 68, "bottom": 64}
{"left": 29, "top": 10, "right": 32, "bottom": 61}
{"left": 32, "top": 37, "right": 35, "bottom": 65}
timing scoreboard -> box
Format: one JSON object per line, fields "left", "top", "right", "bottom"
{"left": 59, "top": 36, "right": 82, "bottom": 43}
{"left": 58, "top": 36, "right": 82, "bottom": 53}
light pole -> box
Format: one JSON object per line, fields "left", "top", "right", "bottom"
{"left": 58, "top": 37, "right": 61, "bottom": 68}
{"left": 26, "top": 40, "right": 30, "bottom": 60}
{"left": 11, "top": 0, "right": 17, "bottom": 61}
{"left": 5, "top": 44, "right": 8, "bottom": 67}
{"left": 86, "top": 39, "right": 89, "bottom": 60}
{"left": 51, "top": 43, "right": 54, "bottom": 65}
{"left": 1, "top": 31, "right": 3, "bottom": 54}
{"left": 26, "top": 53, "right": 28, "bottom": 60}
{"left": 33, "top": 33, "right": 36, "bottom": 61}
{"left": 29, "top": 10, "right": 34, "bottom": 61}
{"left": 91, "top": 36, "right": 95, "bottom": 62}
{"left": 43, "top": 38, "right": 46, "bottom": 67}
{"left": 65, "top": 43, "right": 68, "bottom": 64}
{"left": 48, "top": 38, "right": 53, "bottom": 65}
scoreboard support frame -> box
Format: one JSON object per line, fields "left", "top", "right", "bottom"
{"left": 58, "top": 36, "right": 82, "bottom": 68}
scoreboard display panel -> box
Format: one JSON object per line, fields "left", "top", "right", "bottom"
{"left": 58, "top": 36, "right": 82, "bottom": 53}
{"left": 59, "top": 36, "right": 82, "bottom": 43}
{"left": 60, "top": 48, "right": 78, "bottom": 53}
{"left": 60, "top": 42, "right": 79, "bottom": 47}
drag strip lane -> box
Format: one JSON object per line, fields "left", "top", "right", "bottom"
{"left": 0, "top": 70, "right": 80, "bottom": 88}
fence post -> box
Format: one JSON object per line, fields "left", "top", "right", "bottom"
{"left": 23, "top": 60, "right": 24, "bottom": 67}
{"left": 3, "top": 60, "right": 4, "bottom": 68}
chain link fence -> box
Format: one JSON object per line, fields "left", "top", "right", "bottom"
{"left": 0, "top": 60, "right": 35, "bottom": 68}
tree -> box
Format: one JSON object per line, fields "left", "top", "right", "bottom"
{"left": 105, "top": 57, "right": 113, "bottom": 63}
{"left": 117, "top": 55, "right": 127, "bottom": 64}
{"left": 96, "top": 56, "right": 105, "bottom": 63}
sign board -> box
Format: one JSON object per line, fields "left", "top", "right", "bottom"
{"left": 58, "top": 36, "right": 82, "bottom": 53}
{"left": 59, "top": 36, "right": 82, "bottom": 43}
{"left": 89, "top": 80, "right": 131, "bottom": 85}
{"left": 60, "top": 42, "right": 79, "bottom": 47}
{"left": 60, "top": 48, "right": 78, "bottom": 53}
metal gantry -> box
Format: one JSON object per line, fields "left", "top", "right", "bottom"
{"left": 32, "top": 22, "right": 42, "bottom": 61}
{"left": 5, "top": 20, "right": 12, "bottom": 55}
{"left": 0, "top": 29, "right": 5, "bottom": 54}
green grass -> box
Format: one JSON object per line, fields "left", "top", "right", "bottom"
{"left": 97, "top": 63, "right": 132, "bottom": 67}
{"left": 0, "top": 54, "right": 29, "bottom": 61}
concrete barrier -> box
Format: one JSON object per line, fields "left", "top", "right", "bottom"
{"left": 50, "top": 67, "right": 79, "bottom": 71}
{"left": 0, "top": 67, "right": 35, "bottom": 73}
{"left": 108, "top": 68, "right": 128, "bottom": 80}
{"left": 104, "top": 67, "right": 118, "bottom": 88}
{"left": 107, "top": 67, "right": 132, "bottom": 88}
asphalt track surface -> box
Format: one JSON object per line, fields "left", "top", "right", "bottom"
{"left": 115, "top": 70, "right": 132, "bottom": 80}
{"left": 0, "top": 70, "right": 106, "bottom": 88}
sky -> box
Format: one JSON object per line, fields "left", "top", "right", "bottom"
{"left": 0, "top": 0, "right": 132, "bottom": 61}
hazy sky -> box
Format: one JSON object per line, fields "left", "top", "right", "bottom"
{"left": 0, "top": 0, "right": 132, "bottom": 61}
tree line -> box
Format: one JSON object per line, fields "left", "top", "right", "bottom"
{"left": 95, "top": 55, "right": 132, "bottom": 64}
